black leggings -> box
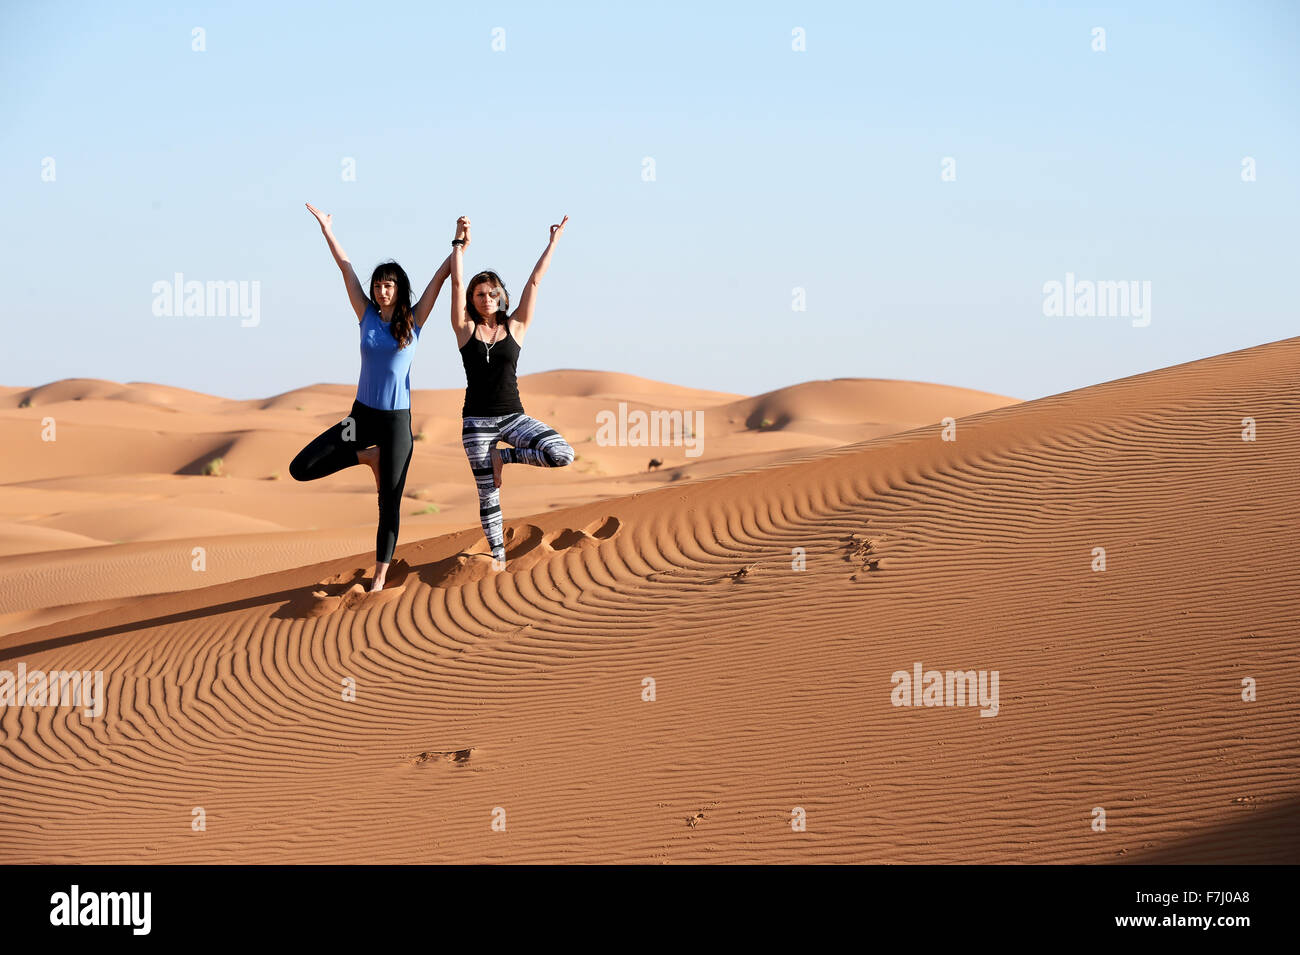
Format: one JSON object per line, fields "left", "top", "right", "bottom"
{"left": 289, "top": 399, "right": 413, "bottom": 564}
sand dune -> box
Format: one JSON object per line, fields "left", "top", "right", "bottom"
{"left": 0, "top": 343, "right": 1295, "bottom": 863}
{"left": 714, "top": 378, "right": 1015, "bottom": 441}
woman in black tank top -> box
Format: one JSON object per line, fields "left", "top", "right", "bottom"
{"left": 449, "top": 215, "right": 575, "bottom": 568}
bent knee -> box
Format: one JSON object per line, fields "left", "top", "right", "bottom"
{"left": 546, "top": 442, "right": 575, "bottom": 467}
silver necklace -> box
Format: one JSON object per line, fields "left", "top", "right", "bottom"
{"left": 478, "top": 321, "right": 503, "bottom": 363}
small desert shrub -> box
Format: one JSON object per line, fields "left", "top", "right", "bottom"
{"left": 18, "top": 396, "right": 31, "bottom": 409}
{"left": 269, "top": 471, "right": 280, "bottom": 480}
{"left": 202, "top": 457, "right": 224, "bottom": 476}
{"left": 415, "top": 503, "right": 440, "bottom": 515}
{"left": 414, "top": 431, "right": 427, "bottom": 442}
{"left": 759, "top": 418, "right": 774, "bottom": 430}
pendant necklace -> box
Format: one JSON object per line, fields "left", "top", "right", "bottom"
{"left": 479, "top": 322, "right": 501, "bottom": 363}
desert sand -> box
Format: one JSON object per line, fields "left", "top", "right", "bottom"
{"left": 0, "top": 345, "right": 1296, "bottom": 863}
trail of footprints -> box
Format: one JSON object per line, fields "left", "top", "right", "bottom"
{"left": 288, "top": 516, "right": 622, "bottom": 618}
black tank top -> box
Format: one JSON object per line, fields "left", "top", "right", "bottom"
{"left": 459, "top": 322, "right": 525, "bottom": 417}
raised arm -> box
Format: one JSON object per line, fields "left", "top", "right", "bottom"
{"left": 510, "top": 215, "right": 567, "bottom": 342}
{"left": 413, "top": 252, "right": 454, "bottom": 328}
{"left": 449, "top": 216, "right": 472, "bottom": 340}
{"left": 306, "top": 203, "right": 368, "bottom": 322}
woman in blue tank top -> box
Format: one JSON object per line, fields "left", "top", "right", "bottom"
{"left": 449, "top": 214, "right": 575, "bottom": 568}
{"left": 289, "top": 203, "right": 462, "bottom": 591}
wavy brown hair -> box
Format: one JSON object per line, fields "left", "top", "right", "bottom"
{"left": 466, "top": 270, "right": 511, "bottom": 325}
{"left": 369, "top": 261, "right": 414, "bottom": 348}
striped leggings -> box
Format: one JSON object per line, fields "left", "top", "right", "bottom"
{"left": 462, "top": 412, "right": 575, "bottom": 563}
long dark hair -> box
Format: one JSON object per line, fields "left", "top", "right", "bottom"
{"left": 466, "top": 270, "right": 511, "bottom": 325}
{"left": 369, "top": 261, "right": 414, "bottom": 348}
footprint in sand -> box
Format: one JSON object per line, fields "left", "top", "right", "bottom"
{"left": 511, "top": 516, "right": 621, "bottom": 571}
{"left": 427, "top": 552, "right": 503, "bottom": 588}
{"left": 278, "top": 560, "right": 411, "bottom": 619}
{"left": 405, "top": 747, "right": 474, "bottom": 767}
{"left": 424, "top": 517, "right": 623, "bottom": 588}
{"left": 842, "top": 531, "right": 887, "bottom": 579}
{"left": 546, "top": 516, "right": 621, "bottom": 552}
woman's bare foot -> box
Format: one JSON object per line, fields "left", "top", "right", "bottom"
{"left": 357, "top": 446, "right": 381, "bottom": 490}
{"left": 490, "top": 445, "right": 503, "bottom": 489}
{"left": 370, "top": 560, "right": 390, "bottom": 592}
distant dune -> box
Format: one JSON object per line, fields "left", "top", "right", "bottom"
{"left": 4, "top": 346, "right": 1293, "bottom": 863}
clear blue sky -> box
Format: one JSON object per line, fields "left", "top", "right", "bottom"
{"left": 2, "top": 0, "right": 1296, "bottom": 402}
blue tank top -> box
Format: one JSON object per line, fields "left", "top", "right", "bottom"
{"left": 356, "top": 303, "right": 420, "bottom": 411}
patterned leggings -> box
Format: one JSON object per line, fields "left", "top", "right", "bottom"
{"left": 462, "top": 412, "right": 575, "bottom": 562}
